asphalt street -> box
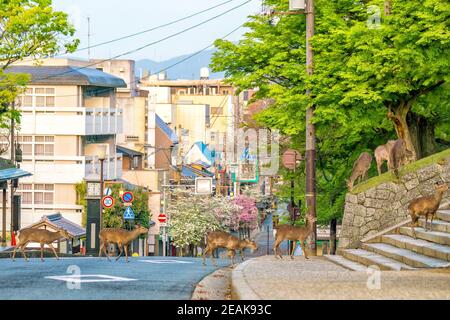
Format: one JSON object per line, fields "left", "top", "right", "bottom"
{"left": 0, "top": 256, "right": 228, "bottom": 300}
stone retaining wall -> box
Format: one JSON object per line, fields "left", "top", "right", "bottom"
{"left": 338, "top": 156, "right": 450, "bottom": 250}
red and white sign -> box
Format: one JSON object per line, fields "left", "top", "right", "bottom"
{"left": 158, "top": 213, "right": 167, "bottom": 223}
{"left": 102, "top": 196, "right": 114, "bottom": 208}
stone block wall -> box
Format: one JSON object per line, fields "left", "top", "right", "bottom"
{"left": 338, "top": 156, "right": 450, "bottom": 250}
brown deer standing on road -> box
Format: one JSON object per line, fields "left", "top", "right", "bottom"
{"left": 389, "top": 138, "right": 413, "bottom": 177}
{"left": 12, "top": 228, "right": 72, "bottom": 262}
{"left": 99, "top": 225, "right": 148, "bottom": 262}
{"left": 273, "top": 215, "right": 317, "bottom": 259}
{"left": 347, "top": 152, "right": 372, "bottom": 191}
{"left": 202, "top": 231, "right": 257, "bottom": 267}
{"left": 374, "top": 140, "right": 396, "bottom": 175}
{"left": 408, "top": 183, "right": 448, "bottom": 238}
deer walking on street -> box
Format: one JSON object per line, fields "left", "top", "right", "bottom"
{"left": 99, "top": 225, "right": 148, "bottom": 262}
{"left": 273, "top": 215, "right": 316, "bottom": 259}
{"left": 408, "top": 183, "right": 448, "bottom": 238}
{"left": 374, "top": 140, "right": 396, "bottom": 175}
{"left": 347, "top": 152, "right": 372, "bottom": 191}
{"left": 12, "top": 228, "right": 72, "bottom": 262}
{"left": 202, "top": 231, "right": 257, "bottom": 267}
{"left": 389, "top": 139, "right": 413, "bottom": 177}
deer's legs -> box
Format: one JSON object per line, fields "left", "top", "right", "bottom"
{"left": 290, "top": 241, "right": 297, "bottom": 259}
{"left": 202, "top": 245, "right": 210, "bottom": 266}
{"left": 273, "top": 238, "right": 283, "bottom": 259}
{"left": 14, "top": 241, "right": 30, "bottom": 262}
{"left": 48, "top": 243, "right": 59, "bottom": 260}
{"left": 103, "top": 243, "right": 110, "bottom": 261}
{"left": 116, "top": 243, "right": 123, "bottom": 261}
{"left": 429, "top": 214, "right": 435, "bottom": 232}
{"left": 376, "top": 161, "right": 382, "bottom": 176}
{"left": 229, "top": 250, "right": 236, "bottom": 268}
{"left": 209, "top": 248, "right": 218, "bottom": 267}
{"left": 240, "top": 249, "right": 245, "bottom": 261}
{"left": 124, "top": 245, "right": 129, "bottom": 263}
{"left": 302, "top": 240, "right": 309, "bottom": 259}
{"left": 410, "top": 214, "right": 419, "bottom": 238}
{"left": 40, "top": 243, "right": 45, "bottom": 262}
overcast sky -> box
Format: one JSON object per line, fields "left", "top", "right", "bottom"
{"left": 53, "top": 0, "right": 262, "bottom": 62}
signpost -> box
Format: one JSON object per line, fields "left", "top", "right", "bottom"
{"left": 102, "top": 196, "right": 114, "bottom": 208}
{"left": 158, "top": 213, "right": 168, "bottom": 256}
{"left": 121, "top": 191, "right": 134, "bottom": 203}
{"left": 195, "top": 177, "right": 213, "bottom": 195}
{"left": 104, "top": 187, "right": 112, "bottom": 196}
{"left": 123, "top": 206, "right": 135, "bottom": 220}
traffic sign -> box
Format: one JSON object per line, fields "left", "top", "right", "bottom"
{"left": 104, "top": 187, "right": 112, "bottom": 196}
{"left": 123, "top": 206, "right": 135, "bottom": 220}
{"left": 102, "top": 196, "right": 114, "bottom": 208}
{"left": 158, "top": 213, "right": 167, "bottom": 223}
{"left": 121, "top": 191, "right": 134, "bottom": 203}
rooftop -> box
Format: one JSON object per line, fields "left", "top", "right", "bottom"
{"left": 4, "top": 65, "right": 127, "bottom": 88}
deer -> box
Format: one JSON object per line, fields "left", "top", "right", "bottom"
{"left": 374, "top": 140, "right": 396, "bottom": 175}
{"left": 408, "top": 183, "right": 448, "bottom": 238}
{"left": 347, "top": 152, "right": 372, "bottom": 191}
{"left": 12, "top": 228, "right": 72, "bottom": 262}
{"left": 273, "top": 214, "right": 317, "bottom": 259}
{"left": 389, "top": 138, "right": 413, "bottom": 177}
{"left": 99, "top": 225, "right": 148, "bottom": 262}
{"left": 202, "top": 231, "right": 258, "bottom": 267}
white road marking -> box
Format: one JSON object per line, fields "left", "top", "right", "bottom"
{"left": 45, "top": 274, "right": 137, "bottom": 283}
{"left": 139, "top": 259, "right": 193, "bottom": 264}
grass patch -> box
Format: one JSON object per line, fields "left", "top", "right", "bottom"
{"left": 351, "top": 148, "right": 450, "bottom": 194}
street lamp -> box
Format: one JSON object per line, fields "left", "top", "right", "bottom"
{"left": 97, "top": 144, "right": 107, "bottom": 228}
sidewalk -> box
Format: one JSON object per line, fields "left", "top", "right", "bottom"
{"left": 231, "top": 255, "right": 450, "bottom": 300}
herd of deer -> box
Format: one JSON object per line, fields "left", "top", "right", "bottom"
{"left": 8, "top": 138, "right": 448, "bottom": 265}
{"left": 347, "top": 138, "right": 413, "bottom": 191}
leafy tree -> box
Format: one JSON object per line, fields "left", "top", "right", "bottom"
{"left": 211, "top": 0, "right": 449, "bottom": 225}
{"left": 0, "top": 0, "right": 79, "bottom": 126}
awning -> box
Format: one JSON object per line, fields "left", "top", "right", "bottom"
{"left": 116, "top": 145, "right": 143, "bottom": 157}
{"left": 0, "top": 168, "right": 32, "bottom": 182}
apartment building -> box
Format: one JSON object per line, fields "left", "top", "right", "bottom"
{"left": 3, "top": 58, "right": 126, "bottom": 227}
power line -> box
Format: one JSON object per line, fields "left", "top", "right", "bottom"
{"left": 34, "top": 0, "right": 253, "bottom": 81}
{"left": 73, "top": 0, "right": 238, "bottom": 54}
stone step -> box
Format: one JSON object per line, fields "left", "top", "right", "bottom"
{"left": 382, "top": 234, "right": 450, "bottom": 261}
{"left": 399, "top": 227, "right": 450, "bottom": 246}
{"left": 342, "top": 249, "right": 416, "bottom": 271}
{"left": 437, "top": 210, "right": 450, "bottom": 223}
{"left": 418, "top": 218, "right": 450, "bottom": 233}
{"left": 323, "top": 254, "right": 367, "bottom": 271}
{"left": 362, "top": 243, "right": 450, "bottom": 268}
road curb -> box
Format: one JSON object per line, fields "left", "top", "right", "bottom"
{"left": 192, "top": 266, "right": 232, "bottom": 300}
{"left": 231, "top": 258, "right": 261, "bottom": 300}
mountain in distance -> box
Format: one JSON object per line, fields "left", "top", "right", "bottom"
{"left": 135, "top": 49, "right": 225, "bottom": 80}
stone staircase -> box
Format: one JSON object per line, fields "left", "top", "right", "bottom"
{"left": 326, "top": 209, "right": 450, "bottom": 271}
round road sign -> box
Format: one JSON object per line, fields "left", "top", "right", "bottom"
{"left": 102, "top": 196, "right": 114, "bottom": 208}
{"left": 158, "top": 213, "right": 167, "bottom": 223}
{"left": 121, "top": 191, "right": 134, "bottom": 203}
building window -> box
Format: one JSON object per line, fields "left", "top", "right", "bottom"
{"left": 20, "top": 87, "right": 55, "bottom": 108}
{"left": 17, "top": 136, "right": 32, "bottom": 156}
{"left": 33, "top": 184, "right": 54, "bottom": 205}
{"left": 17, "top": 183, "right": 33, "bottom": 205}
{"left": 34, "top": 136, "right": 54, "bottom": 156}
{"left": 133, "top": 156, "right": 139, "bottom": 169}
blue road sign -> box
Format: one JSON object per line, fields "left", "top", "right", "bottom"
{"left": 123, "top": 206, "right": 135, "bottom": 220}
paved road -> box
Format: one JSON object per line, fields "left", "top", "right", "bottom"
{"left": 0, "top": 256, "right": 228, "bottom": 300}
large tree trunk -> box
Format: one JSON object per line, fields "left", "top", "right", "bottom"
{"left": 387, "top": 101, "right": 417, "bottom": 161}
{"left": 407, "top": 112, "right": 437, "bottom": 159}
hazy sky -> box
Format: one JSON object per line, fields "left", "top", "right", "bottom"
{"left": 53, "top": 0, "right": 262, "bottom": 62}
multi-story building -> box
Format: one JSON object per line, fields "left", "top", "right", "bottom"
{"left": 3, "top": 58, "right": 126, "bottom": 227}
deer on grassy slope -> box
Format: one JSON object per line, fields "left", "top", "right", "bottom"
{"left": 408, "top": 183, "right": 448, "bottom": 238}
{"left": 389, "top": 138, "right": 413, "bottom": 177}
{"left": 12, "top": 228, "right": 72, "bottom": 262}
{"left": 273, "top": 215, "right": 317, "bottom": 259}
{"left": 202, "top": 231, "right": 258, "bottom": 267}
{"left": 374, "top": 140, "right": 396, "bottom": 175}
{"left": 99, "top": 225, "right": 148, "bottom": 262}
{"left": 347, "top": 152, "right": 372, "bottom": 191}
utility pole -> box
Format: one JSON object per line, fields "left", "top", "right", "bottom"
{"left": 305, "top": 0, "right": 317, "bottom": 255}
{"left": 176, "top": 125, "right": 183, "bottom": 185}
{"left": 10, "top": 101, "right": 15, "bottom": 240}
{"left": 162, "top": 171, "right": 167, "bottom": 257}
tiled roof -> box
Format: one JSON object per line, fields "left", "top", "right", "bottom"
{"left": 4, "top": 66, "right": 127, "bottom": 88}
{"left": 31, "top": 213, "right": 86, "bottom": 238}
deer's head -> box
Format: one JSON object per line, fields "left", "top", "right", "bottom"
{"left": 135, "top": 224, "right": 149, "bottom": 235}
{"left": 58, "top": 229, "right": 72, "bottom": 240}
{"left": 435, "top": 182, "right": 449, "bottom": 193}
{"left": 241, "top": 238, "right": 258, "bottom": 251}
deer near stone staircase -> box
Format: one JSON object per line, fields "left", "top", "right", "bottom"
{"left": 347, "top": 152, "right": 372, "bottom": 191}
{"left": 408, "top": 183, "right": 448, "bottom": 238}
{"left": 273, "top": 215, "right": 317, "bottom": 259}
{"left": 389, "top": 138, "right": 414, "bottom": 177}
{"left": 12, "top": 228, "right": 72, "bottom": 262}
{"left": 99, "top": 225, "right": 148, "bottom": 262}
{"left": 202, "top": 231, "right": 258, "bottom": 267}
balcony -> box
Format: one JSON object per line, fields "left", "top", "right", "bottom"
{"left": 19, "top": 154, "right": 123, "bottom": 184}
{"left": 19, "top": 106, "right": 123, "bottom": 136}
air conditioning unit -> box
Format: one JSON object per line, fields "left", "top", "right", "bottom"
{"left": 289, "top": 0, "right": 306, "bottom": 11}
